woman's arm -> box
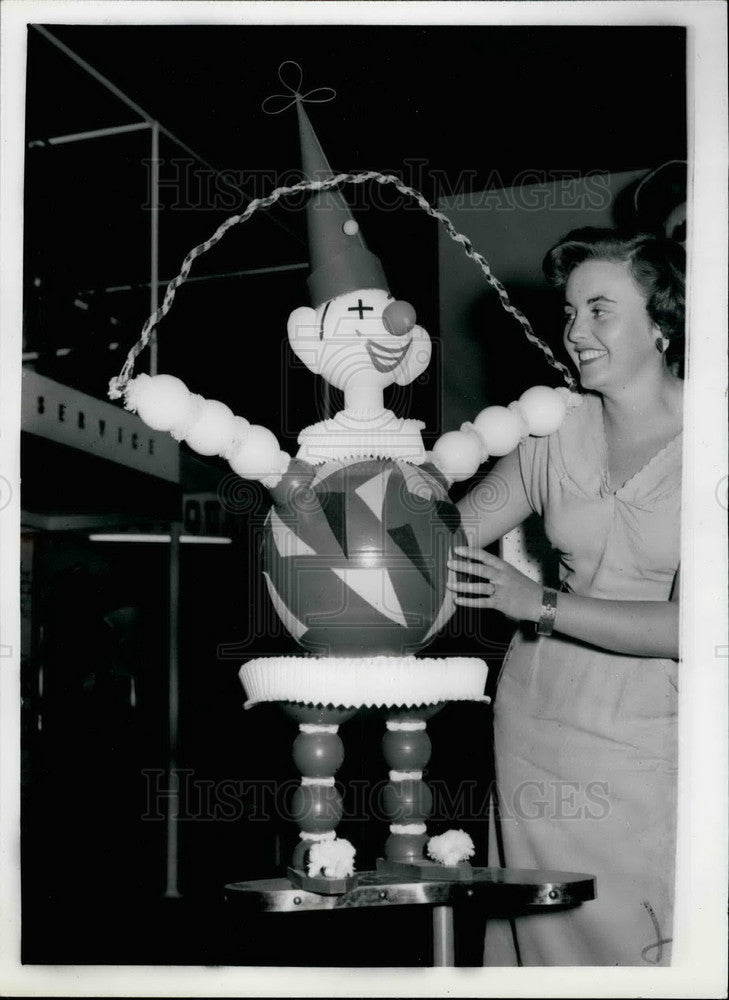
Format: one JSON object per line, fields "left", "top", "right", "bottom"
{"left": 547, "top": 593, "right": 679, "bottom": 659}
{"left": 448, "top": 549, "right": 681, "bottom": 659}
{"left": 456, "top": 448, "right": 534, "bottom": 549}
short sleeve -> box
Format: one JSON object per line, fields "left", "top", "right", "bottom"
{"left": 517, "top": 432, "right": 550, "bottom": 517}
{"left": 516, "top": 397, "right": 604, "bottom": 519}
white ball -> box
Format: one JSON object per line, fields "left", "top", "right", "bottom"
{"left": 431, "top": 430, "right": 484, "bottom": 483}
{"left": 127, "top": 374, "right": 196, "bottom": 433}
{"left": 183, "top": 398, "right": 237, "bottom": 456}
{"left": 473, "top": 406, "right": 523, "bottom": 456}
{"left": 518, "top": 385, "right": 567, "bottom": 436}
{"left": 222, "top": 415, "right": 252, "bottom": 459}
{"left": 228, "top": 425, "right": 282, "bottom": 481}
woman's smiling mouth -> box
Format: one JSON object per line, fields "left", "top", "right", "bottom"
{"left": 577, "top": 348, "right": 608, "bottom": 365}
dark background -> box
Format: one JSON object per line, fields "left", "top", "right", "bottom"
{"left": 23, "top": 23, "right": 687, "bottom": 415}
{"left": 20, "top": 23, "right": 686, "bottom": 967}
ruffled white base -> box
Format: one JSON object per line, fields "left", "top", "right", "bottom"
{"left": 295, "top": 409, "right": 427, "bottom": 464}
{"left": 239, "top": 655, "right": 489, "bottom": 709}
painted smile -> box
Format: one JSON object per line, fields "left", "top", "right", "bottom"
{"left": 364, "top": 336, "right": 412, "bottom": 373}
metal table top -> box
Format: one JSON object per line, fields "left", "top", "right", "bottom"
{"left": 225, "top": 867, "right": 596, "bottom": 914}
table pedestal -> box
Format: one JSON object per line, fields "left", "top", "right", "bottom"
{"left": 432, "top": 904, "right": 455, "bottom": 966}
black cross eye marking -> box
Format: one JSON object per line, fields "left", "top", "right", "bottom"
{"left": 347, "top": 299, "right": 374, "bottom": 321}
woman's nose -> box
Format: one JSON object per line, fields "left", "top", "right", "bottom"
{"left": 382, "top": 300, "right": 417, "bottom": 337}
{"left": 565, "top": 312, "right": 587, "bottom": 343}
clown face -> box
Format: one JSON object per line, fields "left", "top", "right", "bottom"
{"left": 287, "top": 288, "right": 432, "bottom": 407}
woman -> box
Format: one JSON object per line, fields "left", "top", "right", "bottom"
{"left": 453, "top": 228, "right": 684, "bottom": 966}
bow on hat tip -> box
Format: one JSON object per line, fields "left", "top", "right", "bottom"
{"left": 261, "top": 60, "right": 336, "bottom": 115}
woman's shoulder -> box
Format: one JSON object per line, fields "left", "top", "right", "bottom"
{"left": 523, "top": 391, "right": 605, "bottom": 494}
{"left": 550, "top": 391, "right": 603, "bottom": 457}
{"left": 518, "top": 391, "right": 600, "bottom": 459}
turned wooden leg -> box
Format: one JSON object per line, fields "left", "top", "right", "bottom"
{"left": 381, "top": 713, "right": 434, "bottom": 863}
{"left": 290, "top": 721, "right": 345, "bottom": 870}
{"left": 279, "top": 703, "right": 358, "bottom": 893}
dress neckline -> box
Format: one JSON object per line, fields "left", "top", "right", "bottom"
{"left": 596, "top": 401, "right": 683, "bottom": 496}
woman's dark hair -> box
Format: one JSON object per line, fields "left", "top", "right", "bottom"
{"left": 543, "top": 228, "right": 685, "bottom": 373}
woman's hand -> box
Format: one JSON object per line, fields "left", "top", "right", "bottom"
{"left": 447, "top": 546, "right": 543, "bottom": 623}
{"left": 446, "top": 546, "right": 680, "bottom": 657}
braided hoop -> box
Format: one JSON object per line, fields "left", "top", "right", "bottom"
{"left": 108, "top": 172, "right": 577, "bottom": 400}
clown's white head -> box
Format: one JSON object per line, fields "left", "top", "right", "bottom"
{"left": 287, "top": 287, "right": 432, "bottom": 411}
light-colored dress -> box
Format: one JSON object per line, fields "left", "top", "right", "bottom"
{"left": 484, "top": 392, "right": 681, "bottom": 967}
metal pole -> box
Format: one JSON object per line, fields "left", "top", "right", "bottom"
{"left": 432, "top": 905, "right": 455, "bottom": 967}
{"left": 150, "top": 123, "right": 160, "bottom": 376}
{"left": 27, "top": 122, "right": 151, "bottom": 147}
{"left": 92, "top": 261, "right": 309, "bottom": 295}
{"left": 34, "top": 26, "right": 155, "bottom": 124}
{"left": 33, "top": 26, "right": 305, "bottom": 247}
{"left": 164, "top": 522, "right": 181, "bottom": 898}
{"left": 30, "top": 26, "right": 233, "bottom": 175}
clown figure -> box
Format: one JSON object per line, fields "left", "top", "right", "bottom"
{"left": 116, "top": 71, "right": 574, "bottom": 886}
{"left": 121, "top": 85, "right": 569, "bottom": 659}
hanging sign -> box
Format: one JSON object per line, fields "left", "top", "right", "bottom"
{"left": 21, "top": 370, "right": 179, "bottom": 483}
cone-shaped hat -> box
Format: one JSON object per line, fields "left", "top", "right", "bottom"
{"left": 296, "top": 99, "right": 389, "bottom": 307}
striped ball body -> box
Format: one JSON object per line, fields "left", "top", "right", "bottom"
{"left": 262, "top": 457, "right": 464, "bottom": 656}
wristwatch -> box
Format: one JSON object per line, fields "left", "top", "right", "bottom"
{"left": 536, "top": 586, "right": 558, "bottom": 637}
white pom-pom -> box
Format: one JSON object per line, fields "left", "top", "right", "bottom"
{"left": 431, "top": 430, "right": 484, "bottom": 483}
{"left": 518, "top": 385, "right": 567, "bottom": 436}
{"left": 307, "top": 837, "right": 356, "bottom": 879}
{"left": 183, "top": 398, "right": 238, "bottom": 457}
{"left": 472, "top": 405, "right": 523, "bottom": 457}
{"left": 426, "top": 829, "right": 475, "bottom": 867}
{"left": 124, "top": 374, "right": 197, "bottom": 433}
{"left": 228, "top": 425, "right": 283, "bottom": 481}
{"left": 259, "top": 453, "right": 291, "bottom": 490}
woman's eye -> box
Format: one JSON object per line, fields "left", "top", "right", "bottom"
{"left": 591, "top": 307, "right": 606, "bottom": 318}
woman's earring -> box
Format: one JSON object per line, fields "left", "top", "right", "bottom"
{"left": 655, "top": 335, "right": 670, "bottom": 354}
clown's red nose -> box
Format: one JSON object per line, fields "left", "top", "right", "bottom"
{"left": 382, "top": 300, "right": 417, "bottom": 337}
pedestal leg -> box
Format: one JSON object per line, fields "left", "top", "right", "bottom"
{"left": 380, "top": 715, "right": 433, "bottom": 864}
{"left": 290, "top": 721, "right": 345, "bottom": 870}
{"left": 280, "top": 703, "right": 358, "bottom": 894}
{"left": 377, "top": 704, "right": 473, "bottom": 881}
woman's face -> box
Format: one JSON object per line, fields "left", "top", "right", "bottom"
{"left": 563, "top": 259, "right": 661, "bottom": 393}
